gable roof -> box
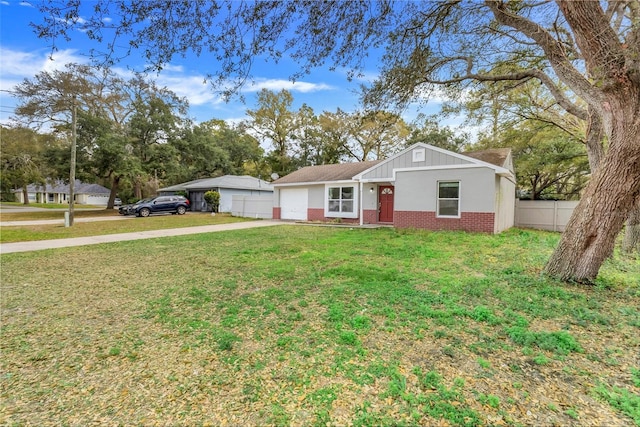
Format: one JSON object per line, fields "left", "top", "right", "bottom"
{"left": 15, "top": 180, "right": 110, "bottom": 195}
{"left": 355, "top": 143, "right": 514, "bottom": 182}
{"left": 159, "top": 175, "right": 273, "bottom": 192}
{"left": 463, "top": 148, "right": 513, "bottom": 171}
{"left": 272, "top": 160, "right": 382, "bottom": 185}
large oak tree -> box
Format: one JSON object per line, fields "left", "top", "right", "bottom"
{"left": 35, "top": 0, "right": 640, "bottom": 282}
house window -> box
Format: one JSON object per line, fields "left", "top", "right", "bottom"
{"left": 328, "top": 186, "right": 354, "bottom": 213}
{"left": 437, "top": 181, "right": 460, "bottom": 217}
{"left": 325, "top": 185, "right": 358, "bottom": 218}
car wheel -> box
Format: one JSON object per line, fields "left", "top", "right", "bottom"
{"left": 139, "top": 208, "right": 150, "bottom": 217}
{"left": 177, "top": 206, "right": 187, "bottom": 215}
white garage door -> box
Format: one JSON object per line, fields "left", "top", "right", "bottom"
{"left": 280, "top": 188, "right": 308, "bottom": 220}
{"left": 86, "top": 195, "right": 109, "bottom": 205}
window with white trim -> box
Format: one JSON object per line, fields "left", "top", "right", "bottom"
{"left": 328, "top": 186, "right": 354, "bottom": 213}
{"left": 437, "top": 181, "right": 460, "bottom": 217}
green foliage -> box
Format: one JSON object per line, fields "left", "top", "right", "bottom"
{"left": 506, "top": 327, "right": 582, "bottom": 355}
{"left": 477, "top": 120, "right": 589, "bottom": 200}
{"left": 632, "top": 367, "right": 640, "bottom": 388}
{"left": 0, "top": 126, "right": 51, "bottom": 201}
{"left": 407, "top": 117, "right": 470, "bottom": 153}
{"left": 413, "top": 368, "right": 482, "bottom": 426}
{"left": 204, "top": 190, "right": 220, "bottom": 212}
{"left": 594, "top": 383, "right": 640, "bottom": 425}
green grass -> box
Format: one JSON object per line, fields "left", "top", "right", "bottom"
{"left": 1, "top": 226, "right": 638, "bottom": 426}
{"left": 0, "top": 212, "right": 252, "bottom": 243}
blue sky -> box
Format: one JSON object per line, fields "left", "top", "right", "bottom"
{"left": 0, "top": 0, "right": 450, "bottom": 129}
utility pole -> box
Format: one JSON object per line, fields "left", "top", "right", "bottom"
{"left": 67, "top": 97, "right": 77, "bottom": 227}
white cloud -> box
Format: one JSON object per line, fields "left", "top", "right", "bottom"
{"left": 155, "top": 73, "right": 224, "bottom": 106}
{"left": 0, "top": 48, "right": 88, "bottom": 125}
{"left": 244, "top": 78, "right": 334, "bottom": 93}
{"left": 0, "top": 47, "right": 87, "bottom": 85}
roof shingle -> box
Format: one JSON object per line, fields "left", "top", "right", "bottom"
{"left": 273, "top": 161, "right": 382, "bottom": 185}
{"left": 463, "top": 148, "right": 512, "bottom": 170}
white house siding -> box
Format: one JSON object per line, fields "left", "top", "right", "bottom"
{"left": 494, "top": 176, "right": 516, "bottom": 233}
{"left": 279, "top": 187, "right": 309, "bottom": 220}
{"left": 360, "top": 146, "right": 471, "bottom": 181}
{"left": 394, "top": 167, "right": 495, "bottom": 213}
{"left": 307, "top": 185, "right": 325, "bottom": 209}
{"left": 362, "top": 183, "right": 380, "bottom": 211}
{"left": 393, "top": 167, "right": 498, "bottom": 233}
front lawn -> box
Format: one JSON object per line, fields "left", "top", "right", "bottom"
{"left": 1, "top": 226, "right": 638, "bottom": 426}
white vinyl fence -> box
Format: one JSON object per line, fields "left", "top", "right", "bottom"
{"left": 515, "top": 200, "right": 578, "bottom": 232}
{"left": 231, "top": 195, "right": 273, "bottom": 219}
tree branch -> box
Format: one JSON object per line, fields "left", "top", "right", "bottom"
{"left": 485, "top": 0, "right": 602, "bottom": 106}
{"left": 422, "top": 56, "right": 588, "bottom": 121}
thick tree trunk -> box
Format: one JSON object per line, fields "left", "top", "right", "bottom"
{"left": 107, "top": 175, "right": 120, "bottom": 209}
{"left": 622, "top": 201, "right": 640, "bottom": 254}
{"left": 585, "top": 107, "right": 604, "bottom": 172}
{"left": 545, "top": 103, "right": 640, "bottom": 282}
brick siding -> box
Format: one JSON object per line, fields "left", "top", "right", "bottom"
{"left": 272, "top": 207, "right": 281, "bottom": 220}
{"left": 363, "top": 209, "right": 378, "bottom": 224}
{"left": 308, "top": 208, "right": 359, "bottom": 224}
{"left": 394, "top": 211, "right": 495, "bottom": 233}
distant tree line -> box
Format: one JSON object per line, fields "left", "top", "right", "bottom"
{"left": 1, "top": 63, "right": 588, "bottom": 207}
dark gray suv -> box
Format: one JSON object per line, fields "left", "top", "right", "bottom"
{"left": 120, "top": 195, "right": 190, "bottom": 217}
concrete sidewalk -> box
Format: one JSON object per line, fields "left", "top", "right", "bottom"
{"left": 0, "top": 220, "right": 286, "bottom": 254}
{"left": 0, "top": 216, "right": 135, "bottom": 226}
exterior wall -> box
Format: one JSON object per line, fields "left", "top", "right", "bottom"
{"left": 307, "top": 185, "right": 326, "bottom": 209}
{"left": 394, "top": 167, "right": 496, "bottom": 213}
{"left": 363, "top": 209, "right": 377, "bottom": 224}
{"left": 361, "top": 184, "right": 378, "bottom": 216}
{"left": 307, "top": 208, "right": 359, "bottom": 223}
{"left": 15, "top": 191, "right": 97, "bottom": 205}
{"left": 231, "top": 195, "right": 273, "bottom": 219}
{"left": 515, "top": 200, "right": 579, "bottom": 232}
{"left": 190, "top": 188, "right": 273, "bottom": 212}
{"left": 273, "top": 188, "right": 280, "bottom": 208}
{"left": 494, "top": 176, "right": 516, "bottom": 233}
{"left": 395, "top": 211, "right": 495, "bottom": 233}
{"left": 219, "top": 188, "right": 273, "bottom": 213}
{"left": 361, "top": 145, "right": 471, "bottom": 180}
{"left": 393, "top": 167, "right": 497, "bottom": 233}
{"left": 273, "top": 207, "right": 281, "bottom": 219}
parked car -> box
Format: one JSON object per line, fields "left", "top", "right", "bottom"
{"left": 118, "top": 202, "right": 135, "bottom": 215}
{"left": 119, "top": 195, "right": 190, "bottom": 217}
{"left": 113, "top": 197, "right": 122, "bottom": 207}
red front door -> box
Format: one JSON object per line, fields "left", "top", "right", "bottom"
{"left": 379, "top": 185, "right": 394, "bottom": 223}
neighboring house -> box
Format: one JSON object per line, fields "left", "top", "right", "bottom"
{"left": 158, "top": 175, "right": 274, "bottom": 212}
{"left": 13, "top": 180, "right": 111, "bottom": 205}
{"left": 272, "top": 143, "right": 516, "bottom": 233}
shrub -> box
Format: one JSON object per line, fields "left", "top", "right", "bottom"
{"left": 204, "top": 190, "right": 220, "bottom": 212}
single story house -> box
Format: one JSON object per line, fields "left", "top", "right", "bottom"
{"left": 272, "top": 143, "right": 516, "bottom": 233}
{"left": 13, "top": 180, "right": 111, "bottom": 205}
{"left": 158, "top": 175, "right": 273, "bottom": 212}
